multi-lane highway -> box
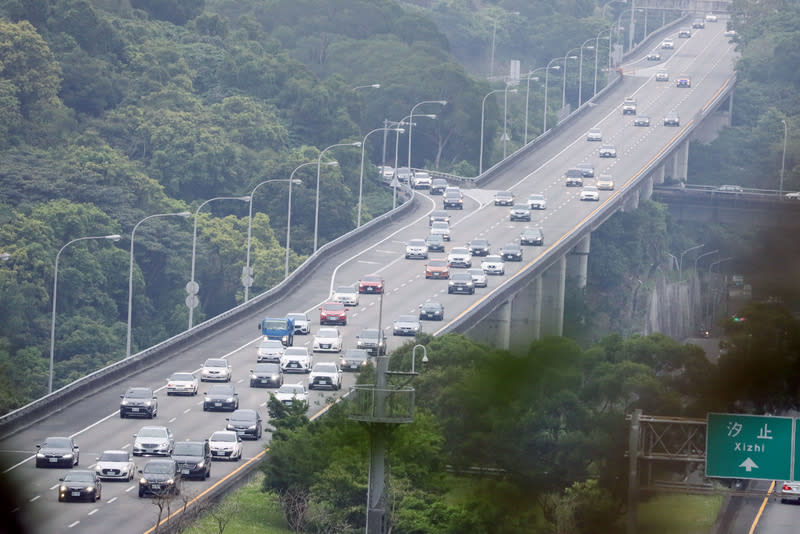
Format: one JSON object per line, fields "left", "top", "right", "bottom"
{"left": 1, "top": 19, "right": 768, "bottom": 534}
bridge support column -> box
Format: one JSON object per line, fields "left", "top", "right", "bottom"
{"left": 566, "top": 234, "right": 591, "bottom": 289}
{"left": 494, "top": 298, "right": 512, "bottom": 350}
{"left": 641, "top": 175, "right": 654, "bottom": 201}
{"left": 540, "top": 255, "right": 566, "bottom": 336}
{"left": 508, "top": 276, "right": 542, "bottom": 350}
{"left": 674, "top": 140, "right": 689, "bottom": 182}
{"left": 653, "top": 164, "right": 665, "bottom": 185}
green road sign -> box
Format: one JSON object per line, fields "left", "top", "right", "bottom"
{"left": 706, "top": 413, "right": 794, "bottom": 480}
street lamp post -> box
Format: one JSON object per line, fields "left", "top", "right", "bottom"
{"left": 314, "top": 142, "right": 361, "bottom": 253}
{"left": 411, "top": 344, "right": 429, "bottom": 373}
{"left": 50, "top": 234, "right": 121, "bottom": 393}
{"left": 679, "top": 244, "right": 704, "bottom": 280}
{"left": 578, "top": 38, "right": 596, "bottom": 107}
{"left": 407, "top": 100, "right": 446, "bottom": 174}
{"left": 562, "top": 50, "right": 579, "bottom": 110}
{"left": 359, "top": 126, "right": 404, "bottom": 227}
{"left": 127, "top": 212, "right": 189, "bottom": 359}
{"left": 594, "top": 29, "right": 611, "bottom": 96}
{"left": 245, "top": 179, "right": 301, "bottom": 302}
{"left": 479, "top": 85, "right": 516, "bottom": 175}
{"left": 524, "top": 66, "right": 548, "bottom": 145}
{"left": 781, "top": 119, "right": 788, "bottom": 196}
{"left": 188, "top": 196, "right": 251, "bottom": 330}
{"left": 694, "top": 249, "right": 719, "bottom": 274}
{"left": 285, "top": 161, "right": 334, "bottom": 279}
{"left": 543, "top": 57, "right": 563, "bottom": 133}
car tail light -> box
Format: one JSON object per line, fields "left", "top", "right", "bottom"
{"left": 784, "top": 484, "right": 793, "bottom": 491}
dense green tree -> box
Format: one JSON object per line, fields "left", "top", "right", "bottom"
{"left": 130, "top": 0, "right": 204, "bottom": 26}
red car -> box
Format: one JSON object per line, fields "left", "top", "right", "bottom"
{"left": 358, "top": 274, "right": 384, "bottom": 294}
{"left": 425, "top": 259, "right": 450, "bottom": 280}
{"left": 319, "top": 302, "right": 347, "bottom": 325}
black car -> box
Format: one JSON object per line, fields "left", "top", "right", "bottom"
{"left": 203, "top": 384, "right": 239, "bottom": 412}
{"left": 36, "top": 436, "right": 79, "bottom": 468}
{"left": 468, "top": 238, "right": 491, "bottom": 256}
{"left": 426, "top": 233, "right": 446, "bottom": 252}
{"left": 430, "top": 178, "right": 448, "bottom": 194}
{"left": 520, "top": 228, "right": 544, "bottom": 246}
{"left": 356, "top": 328, "right": 386, "bottom": 356}
{"left": 442, "top": 191, "right": 463, "bottom": 209}
{"left": 419, "top": 300, "right": 445, "bottom": 321}
{"left": 493, "top": 191, "right": 515, "bottom": 206}
{"left": 428, "top": 210, "right": 450, "bottom": 226}
{"left": 172, "top": 440, "right": 211, "bottom": 480}
{"left": 576, "top": 163, "right": 595, "bottom": 178}
{"left": 500, "top": 243, "right": 523, "bottom": 261}
{"left": 119, "top": 386, "right": 158, "bottom": 419}
{"left": 138, "top": 459, "right": 180, "bottom": 497}
{"left": 339, "top": 348, "right": 370, "bottom": 371}
{"left": 58, "top": 470, "right": 101, "bottom": 502}
{"left": 249, "top": 363, "right": 283, "bottom": 388}
{"left": 226, "top": 409, "right": 263, "bottom": 440}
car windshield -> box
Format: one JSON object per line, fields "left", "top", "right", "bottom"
{"left": 421, "top": 302, "right": 441, "bottom": 310}
{"left": 529, "top": 194, "right": 544, "bottom": 200}
{"left": 450, "top": 248, "right": 469, "bottom": 254}
{"left": 138, "top": 428, "right": 167, "bottom": 438}
{"left": 210, "top": 432, "right": 236, "bottom": 442}
{"left": 173, "top": 443, "right": 204, "bottom": 455}
{"left": 317, "top": 328, "right": 338, "bottom": 338}
{"left": 254, "top": 364, "right": 279, "bottom": 373}
{"left": 427, "top": 235, "right": 443, "bottom": 242}
{"left": 205, "top": 359, "right": 227, "bottom": 368}
{"left": 485, "top": 255, "right": 503, "bottom": 262}
{"left": 99, "top": 451, "right": 129, "bottom": 462}
{"left": 362, "top": 275, "right": 381, "bottom": 282}
{"left": 344, "top": 349, "right": 368, "bottom": 360}
{"left": 169, "top": 373, "right": 193, "bottom": 382}
{"left": 208, "top": 385, "right": 233, "bottom": 395}
{"left": 314, "top": 363, "right": 338, "bottom": 373}
{"left": 397, "top": 315, "right": 417, "bottom": 323}
{"left": 279, "top": 385, "right": 304, "bottom": 395}
{"left": 428, "top": 260, "right": 448, "bottom": 267}
{"left": 496, "top": 191, "right": 513, "bottom": 198}
{"left": 468, "top": 269, "right": 484, "bottom": 276}
{"left": 504, "top": 245, "right": 521, "bottom": 251}
{"left": 360, "top": 329, "right": 379, "bottom": 339}
{"left": 286, "top": 313, "right": 307, "bottom": 322}
{"left": 323, "top": 302, "right": 345, "bottom": 311}
{"left": 584, "top": 186, "right": 598, "bottom": 192}
{"left": 144, "top": 462, "right": 173, "bottom": 474}
{"left": 408, "top": 239, "right": 426, "bottom": 246}
{"left": 336, "top": 286, "right": 355, "bottom": 294}
{"left": 513, "top": 204, "right": 529, "bottom": 210}
{"left": 230, "top": 410, "right": 257, "bottom": 422}
{"left": 431, "top": 222, "right": 449, "bottom": 230}
{"left": 261, "top": 319, "right": 288, "bottom": 330}
{"left": 126, "top": 388, "right": 151, "bottom": 398}
{"left": 258, "top": 341, "right": 282, "bottom": 350}
{"left": 64, "top": 471, "right": 94, "bottom": 482}
{"left": 284, "top": 347, "right": 308, "bottom": 356}
{"left": 43, "top": 437, "right": 71, "bottom": 448}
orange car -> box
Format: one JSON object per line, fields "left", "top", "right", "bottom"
{"left": 425, "top": 259, "right": 450, "bottom": 279}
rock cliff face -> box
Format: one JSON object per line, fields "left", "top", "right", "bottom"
{"left": 644, "top": 273, "right": 703, "bottom": 339}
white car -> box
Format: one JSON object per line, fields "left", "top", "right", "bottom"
{"left": 280, "top": 347, "right": 312, "bottom": 373}
{"left": 166, "top": 372, "right": 198, "bottom": 396}
{"left": 429, "top": 221, "right": 451, "bottom": 241}
{"left": 405, "top": 238, "right": 429, "bottom": 259}
{"left": 286, "top": 312, "right": 311, "bottom": 334}
{"left": 467, "top": 268, "right": 488, "bottom": 288}
{"left": 411, "top": 171, "right": 432, "bottom": 189}
{"left": 312, "top": 327, "right": 343, "bottom": 353}
{"left": 200, "top": 358, "right": 232, "bottom": 382}
{"left": 579, "top": 186, "right": 600, "bottom": 201}
{"left": 447, "top": 247, "right": 472, "bottom": 268}
{"left": 597, "top": 174, "right": 615, "bottom": 191}
{"left": 256, "top": 339, "right": 285, "bottom": 363}
{"left": 661, "top": 38, "right": 674, "bottom": 49}
{"left": 333, "top": 285, "right": 359, "bottom": 306}
{"left": 785, "top": 192, "right": 800, "bottom": 200}
{"left": 308, "top": 362, "right": 343, "bottom": 390}
{"left": 481, "top": 255, "right": 505, "bottom": 275}
{"left": 705, "top": 13, "right": 718, "bottom": 22}
{"left": 655, "top": 70, "right": 669, "bottom": 82}
{"left": 95, "top": 450, "right": 136, "bottom": 481}
{"left": 208, "top": 430, "right": 243, "bottom": 461}
{"left": 509, "top": 204, "right": 531, "bottom": 221}
{"left": 586, "top": 128, "right": 602, "bottom": 141}
{"left": 527, "top": 194, "right": 546, "bottom": 210}
{"left": 274, "top": 383, "right": 309, "bottom": 406}
{"left": 599, "top": 144, "right": 617, "bottom": 158}
{"left": 132, "top": 426, "right": 174, "bottom": 457}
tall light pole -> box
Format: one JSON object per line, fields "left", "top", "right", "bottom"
{"left": 188, "top": 196, "right": 250, "bottom": 329}
{"left": 127, "top": 212, "right": 189, "bottom": 359}
{"left": 562, "top": 50, "right": 579, "bottom": 110}
{"left": 679, "top": 244, "right": 704, "bottom": 281}
{"left": 407, "top": 100, "right": 446, "bottom": 172}
{"left": 359, "top": 126, "right": 404, "bottom": 227}
{"left": 503, "top": 83, "right": 516, "bottom": 160}
{"left": 594, "top": 29, "right": 611, "bottom": 96}
{"left": 286, "top": 161, "right": 334, "bottom": 279}
{"left": 524, "top": 66, "right": 548, "bottom": 145}
{"left": 50, "top": 233, "right": 121, "bottom": 393}
{"left": 578, "top": 38, "right": 595, "bottom": 107}
{"left": 479, "top": 85, "right": 517, "bottom": 175}
{"left": 780, "top": 119, "right": 788, "bottom": 195}
{"left": 488, "top": 11, "right": 520, "bottom": 78}
{"left": 694, "top": 250, "right": 719, "bottom": 274}
{"left": 314, "top": 142, "right": 361, "bottom": 253}
{"left": 245, "top": 179, "right": 300, "bottom": 302}
{"left": 543, "top": 56, "right": 563, "bottom": 133}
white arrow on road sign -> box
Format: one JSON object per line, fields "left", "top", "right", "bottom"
{"left": 739, "top": 458, "right": 759, "bottom": 472}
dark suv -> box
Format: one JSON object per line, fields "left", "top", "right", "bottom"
{"left": 120, "top": 387, "right": 158, "bottom": 419}
{"left": 356, "top": 328, "right": 386, "bottom": 356}
{"left": 171, "top": 440, "right": 211, "bottom": 480}
{"left": 138, "top": 459, "right": 180, "bottom": 497}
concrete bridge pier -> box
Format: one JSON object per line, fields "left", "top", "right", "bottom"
{"left": 566, "top": 234, "right": 591, "bottom": 289}
{"left": 673, "top": 140, "right": 689, "bottom": 182}
{"left": 507, "top": 276, "right": 542, "bottom": 350}
{"left": 539, "top": 255, "right": 566, "bottom": 337}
